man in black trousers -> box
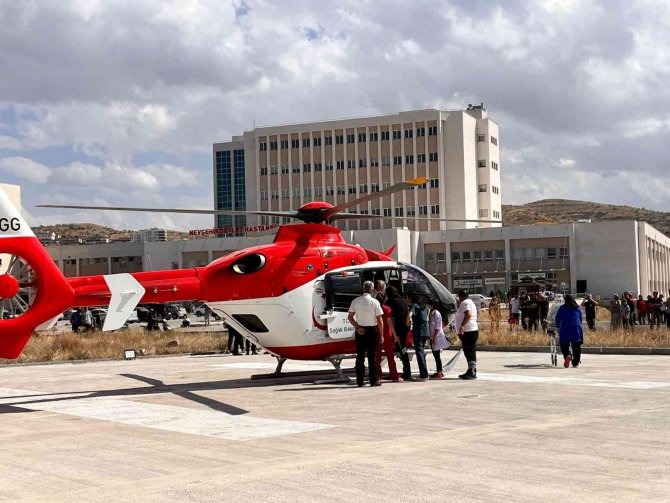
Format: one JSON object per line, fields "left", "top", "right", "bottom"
{"left": 385, "top": 286, "right": 411, "bottom": 380}
{"left": 348, "top": 281, "right": 384, "bottom": 387}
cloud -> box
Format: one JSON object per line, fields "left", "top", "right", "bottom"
{"left": 0, "top": 156, "right": 50, "bottom": 183}
{"left": 49, "top": 162, "right": 102, "bottom": 186}
{"left": 144, "top": 163, "right": 199, "bottom": 188}
{"left": 0, "top": 136, "right": 22, "bottom": 149}
{"left": 1, "top": 0, "right": 670, "bottom": 231}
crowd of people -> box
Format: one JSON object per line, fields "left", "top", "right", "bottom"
{"left": 506, "top": 292, "right": 550, "bottom": 332}
{"left": 348, "top": 280, "right": 479, "bottom": 386}
{"left": 70, "top": 307, "right": 102, "bottom": 332}
{"left": 609, "top": 291, "right": 670, "bottom": 330}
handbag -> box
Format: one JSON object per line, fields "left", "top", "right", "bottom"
{"left": 406, "top": 329, "right": 414, "bottom": 347}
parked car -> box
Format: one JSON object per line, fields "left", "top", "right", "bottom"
{"left": 194, "top": 304, "right": 221, "bottom": 320}
{"left": 165, "top": 304, "right": 187, "bottom": 319}
{"left": 126, "top": 310, "right": 140, "bottom": 324}
{"left": 469, "top": 294, "right": 492, "bottom": 309}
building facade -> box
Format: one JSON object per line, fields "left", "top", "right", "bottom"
{"left": 213, "top": 107, "right": 502, "bottom": 232}
{"left": 422, "top": 220, "right": 670, "bottom": 296}
{"left": 130, "top": 228, "right": 168, "bottom": 243}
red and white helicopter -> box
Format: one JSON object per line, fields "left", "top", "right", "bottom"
{"left": 0, "top": 179, "right": 491, "bottom": 376}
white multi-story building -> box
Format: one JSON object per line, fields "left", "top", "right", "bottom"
{"left": 130, "top": 228, "right": 168, "bottom": 243}
{"left": 213, "top": 106, "right": 502, "bottom": 232}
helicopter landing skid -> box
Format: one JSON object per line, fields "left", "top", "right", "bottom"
{"left": 249, "top": 356, "right": 355, "bottom": 381}
{"left": 313, "top": 356, "right": 352, "bottom": 385}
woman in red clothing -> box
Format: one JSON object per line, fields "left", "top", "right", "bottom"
{"left": 637, "top": 295, "right": 648, "bottom": 325}
{"left": 375, "top": 292, "right": 401, "bottom": 382}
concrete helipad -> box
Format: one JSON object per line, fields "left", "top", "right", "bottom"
{"left": 0, "top": 351, "right": 668, "bottom": 502}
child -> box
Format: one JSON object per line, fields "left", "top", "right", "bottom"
{"left": 429, "top": 301, "right": 450, "bottom": 379}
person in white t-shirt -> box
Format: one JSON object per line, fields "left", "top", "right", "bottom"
{"left": 510, "top": 293, "right": 520, "bottom": 332}
{"left": 348, "top": 281, "right": 384, "bottom": 387}
{"left": 454, "top": 289, "right": 479, "bottom": 380}
{"left": 429, "top": 300, "right": 449, "bottom": 379}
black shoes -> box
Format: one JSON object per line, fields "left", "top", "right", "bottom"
{"left": 458, "top": 369, "right": 477, "bottom": 380}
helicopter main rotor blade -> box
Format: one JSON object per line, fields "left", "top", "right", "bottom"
{"left": 37, "top": 204, "right": 299, "bottom": 220}
{"left": 321, "top": 177, "right": 428, "bottom": 221}
{"left": 332, "top": 213, "right": 501, "bottom": 223}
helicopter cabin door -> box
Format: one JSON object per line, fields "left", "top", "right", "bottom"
{"left": 322, "top": 270, "right": 363, "bottom": 340}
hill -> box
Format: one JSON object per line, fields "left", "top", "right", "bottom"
{"left": 34, "top": 223, "right": 191, "bottom": 243}
{"left": 502, "top": 199, "right": 670, "bottom": 235}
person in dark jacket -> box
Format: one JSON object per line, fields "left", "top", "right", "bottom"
{"left": 582, "top": 294, "right": 599, "bottom": 331}
{"left": 385, "top": 287, "right": 412, "bottom": 380}
{"left": 555, "top": 294, "right": 583, "bottom": 368}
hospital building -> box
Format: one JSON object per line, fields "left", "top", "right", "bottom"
{"left": 212, "top": 106, "right": 501, "bottom": 232}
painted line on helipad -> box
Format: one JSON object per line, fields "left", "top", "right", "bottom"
{"left": 0, "top": 388, "right": 333, "bottom": 441}
{"left": 477, "top": 373, "right": 669, "bottom": 389}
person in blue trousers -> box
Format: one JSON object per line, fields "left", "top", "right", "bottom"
{"left": 555, "top": 295, "right": 584, "bottom": 368}
{"left": 410, "top": 293, "right": 430, "bottom": 380}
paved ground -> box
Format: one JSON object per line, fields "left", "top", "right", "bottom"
{"left": 1, "top": 351, "right": 668, "bottom": 502}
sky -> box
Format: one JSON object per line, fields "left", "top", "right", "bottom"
{"left": 1, "top": 0, "right": 669, "bottom": 231}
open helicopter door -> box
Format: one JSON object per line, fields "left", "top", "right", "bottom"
{"left": 321, "top": 270, "right": 363, "bottom": 340}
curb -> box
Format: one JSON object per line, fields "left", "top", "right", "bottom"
{"left": 449, "top": 345, "right": 670, "bottom": 355}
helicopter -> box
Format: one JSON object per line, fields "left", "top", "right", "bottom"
{"left": 0, "top": 178, "right": 495, "bottom": 376}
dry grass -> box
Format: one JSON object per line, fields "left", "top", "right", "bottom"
{"left": 2, "top": 312, "right": 669, "bottom": 365}
{"left": 0, "top": 329, "right": 230, "bottom": 365}
{"left": 481, "top": 306, "right": 670, "bottom": 347}
{"left": 476, "top": 325, "right": 670, "bottom": 347}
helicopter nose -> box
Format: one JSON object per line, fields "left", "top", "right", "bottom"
{"left": 0, "top": 274, "right": 20, "bottom": 299}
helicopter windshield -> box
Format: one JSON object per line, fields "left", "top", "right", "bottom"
{"left": 400, "top": 263, "right": 457, "bottom": 313}
{"left": 324, "top": 264, "right": 456, "bottom": 315}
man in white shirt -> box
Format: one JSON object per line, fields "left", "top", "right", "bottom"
{"left": 348, "top": 281, "right": 384, "bottom": 387}
{"left": 454, "top": 289, "right": 479, "bottom": 380}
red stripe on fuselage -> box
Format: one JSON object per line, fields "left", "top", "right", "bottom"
{"left": 266, "top": 340, "right": 357, "bottom": 360}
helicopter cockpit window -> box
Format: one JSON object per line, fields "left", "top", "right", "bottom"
{"left": 231, "top": 254, "right": 266, "bottom": 274}
{"left": 326, "top": 272, "right": 363, "bottom": 311}
{"left": 401, "top": 263, "right": 457, "bottom": 314}
{"left": 401, "top": 268, "right": 433, "bottom": 296}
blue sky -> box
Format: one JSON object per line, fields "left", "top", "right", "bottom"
{"left": 1, "top": 0, "right": 670, "bottom": 230}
